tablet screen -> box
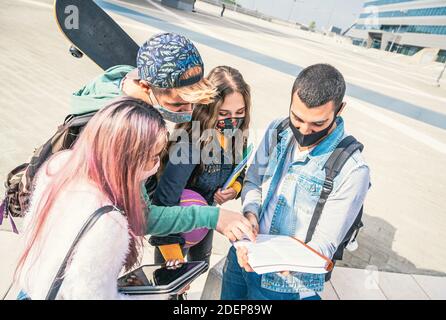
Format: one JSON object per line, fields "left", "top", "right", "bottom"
{"left": 118, "top": 262, "right": 202, "bottom": 288}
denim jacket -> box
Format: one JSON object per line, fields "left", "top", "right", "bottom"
{"left": 241, "top": 117, "right": 370, "bottom": 293}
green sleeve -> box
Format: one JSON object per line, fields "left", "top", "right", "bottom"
{"left": 141, "top": 181, "right": 220, "bottom": 235}
{"left": 70, "top": 65, "right": 135, "bottom": 114}
{"left": 145, "top": 205, "right": 220, "bottom": 236}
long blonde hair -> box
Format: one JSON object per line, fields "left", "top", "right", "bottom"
{"left": 153, "top": 66, "right": 217, "bottom": 104}
{"left": 163, "top": 66, "right": 251, "bottom": 176}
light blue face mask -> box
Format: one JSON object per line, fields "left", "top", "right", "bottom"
{"left": 154, "top": 104, "right": 193, "bottom": 123}
{"left": 149, "top": 91, "right": 193, "bottom": 123}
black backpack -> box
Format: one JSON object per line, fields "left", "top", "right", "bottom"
{"left": 272, "top": 118, "right": 365, "bottom": 281}
{"left": 0, "top": 111, "right": 96, "bottom": 226}
{"left": 0, "top": 110, "right": 159, "bottom": 230}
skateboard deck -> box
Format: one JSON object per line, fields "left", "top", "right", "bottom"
{"left": 54, "top": 0, "right": 140, "bottom": 70}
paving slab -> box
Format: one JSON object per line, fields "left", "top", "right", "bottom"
{"left": 412, "top": 274, "right": 446, "bottom": 300}
{"left": 329, "top": 267, "right": 388, "bottom": 300}
{"left": 377, "top": 271, "right": 430, "bottom": 300}
{"left": 319, "top": 281, "right": 340, "bottom": 300}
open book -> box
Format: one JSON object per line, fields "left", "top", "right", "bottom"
{"left": 233, "top": 234, "right": 333, "bottom": 275}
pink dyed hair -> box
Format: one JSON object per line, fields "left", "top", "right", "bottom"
{"left": 15, "top": 97, "right": 167, "bottom": 281}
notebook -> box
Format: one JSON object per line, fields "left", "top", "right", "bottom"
{"left": 233, "top": 234, "right": 334, "bottom": 274}
{"left": 222, "top": 143, "right": 254, "bottom": 190}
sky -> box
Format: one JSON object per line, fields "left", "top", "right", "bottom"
{"left": 235, "top": 0, "right": 366, "bottom": 33}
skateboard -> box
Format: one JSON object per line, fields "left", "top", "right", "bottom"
{"left": 54, "top": 0, "right": 140, "bottom": 70}
{"left": 55, "top": 1, "right": 187, "bottom": 269}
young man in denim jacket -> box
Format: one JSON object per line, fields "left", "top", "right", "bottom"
{"left": 221, "top": 64, "right": 371, "bottom": 300}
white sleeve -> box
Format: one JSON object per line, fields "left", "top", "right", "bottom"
{"left": 59, "top": 210, "right": 137, "bottom": 300}
{"left": 306, "top": 165, "right": 371, "bottom": 259}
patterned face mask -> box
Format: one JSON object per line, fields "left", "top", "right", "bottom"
{"left": 215, "top": 117, "right": 244, "bottom": 135}
{"left": 155, "top": 105, "right": 193, "bottom": 123}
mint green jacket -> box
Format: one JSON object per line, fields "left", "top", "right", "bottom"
{"left": 71, "top": 65, "right": 220, "bottom": 235}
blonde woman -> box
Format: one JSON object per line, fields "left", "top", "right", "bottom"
{"left": 153, "top": 66, "right": 253, "bottom": 266}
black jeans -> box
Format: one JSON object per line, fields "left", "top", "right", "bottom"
{"left": 154, "top": 229, "right": 214, "bottom": 270}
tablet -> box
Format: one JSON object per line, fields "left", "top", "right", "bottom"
{"left": 117, "top": 261, "right": 208, "bottom": 295}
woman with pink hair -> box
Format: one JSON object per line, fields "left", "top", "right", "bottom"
{"left": 14, "top": 97, "right": 167, "bottom": 299}
{"left": 12, "top": 97, "right": 253, "bottom": 300}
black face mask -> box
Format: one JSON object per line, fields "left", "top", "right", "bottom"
{"left": 289, "top": 116, "right": 337, "bottom": 147}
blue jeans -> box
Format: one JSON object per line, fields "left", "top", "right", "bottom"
{"left": 17, "top": 290, "right": 31, "bottom": 300}
{"left": 221, "top": 247, "right": 321, "bottom": 300}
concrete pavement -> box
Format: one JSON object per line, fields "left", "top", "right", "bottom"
{"left": 0, "top": 0, "right": 445, "bottom": 299}
{"left": 2, "top": 228, "right": 445, "bottom": 300}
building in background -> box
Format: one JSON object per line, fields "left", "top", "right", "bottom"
{"left": 161, "top": 0, "right": 196, "bottom": 11}
{"left": 329, "top": 26, "right": 343, "bottom": 35}
{"left": 346, "top": 0, "right": 446, "bottom": 62}
{"left": 235, "top": 0, "right": 363, "bottom": 33}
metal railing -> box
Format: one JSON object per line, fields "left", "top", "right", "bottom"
{"left": 199, "top": 0, "right": 273, "bottom": 22}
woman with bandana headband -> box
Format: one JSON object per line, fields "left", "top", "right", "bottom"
{"left": 152, "top": 66, "right": 252, "bottom": 267}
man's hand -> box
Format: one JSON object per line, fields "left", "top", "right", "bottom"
{"left": 244, "top": 212, "right": 259, "bottom": 236}
{"left": 214, "top": 188, "right": 237, "bottom": 205}
{"left": 122, "top": 78, "right": 143, "bottom": 98}
{"left": 216, "top": 208, "right": 256, "bottom": 242}
{"left": 236, "top": 246, "right": 254, "bottom": 272}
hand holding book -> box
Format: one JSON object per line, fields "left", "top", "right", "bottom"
{"left": 214, "top": 187, "right": 237, "bottom": 205}
{"left": 236, "top": 245, "right": 290, "bottom": 275}
{"left": 235, "top": 245, "right": 255, "bottom": 273}
{"left": 233, "top": 234, "right": 333, "bottom": 275}
{"left": 236, "top": 212, "right": 260, "bottom": 272}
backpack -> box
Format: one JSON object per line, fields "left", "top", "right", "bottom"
{"left": 272, "top": 118, "right": 365, "bottom": 281}
{"left": 0, "top": 110, "right": 160, "bottom": 232}
{"left": 0, "top": 111, "right": 97, "bottom": 229}
{"left": 0, "top": 65, "right": 136, "bottom": 230}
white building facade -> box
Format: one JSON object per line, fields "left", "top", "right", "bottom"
{"left": 346, "top": 0, "right": 446, "bottom": 62}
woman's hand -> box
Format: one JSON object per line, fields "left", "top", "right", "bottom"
{"left": 236, "top": 246, "right": 254, "bottom": 272}
{"left": 165, "top": 259, "right": 184, "bottom": 268}
{"left": 214, "top": 188, "right": 237, "bottom": 205}
{"left": 165, "top": 260, "right": 191, "bottom": 294}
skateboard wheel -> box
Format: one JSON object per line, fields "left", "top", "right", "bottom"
{"left": 69, "top": 45, "right": 83, "bottom": 58}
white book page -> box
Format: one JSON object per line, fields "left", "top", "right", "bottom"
{"left": 233, "top": 234, "right": 330, "bottom": 274}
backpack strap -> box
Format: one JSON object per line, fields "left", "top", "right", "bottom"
{"left": 0, "top": 201, "right": 18, "bottom": 234}
{"left": 63, "top": 110, "right": 97, "bottom": 128}
{"left": 46, "top": 205, "right": 117, "bottom": 300}
{"left": 26, "top": 111, "right": 97, "bottom": 192}
{"left": 304, "top": 136, "right": 364, "bottom": 243}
